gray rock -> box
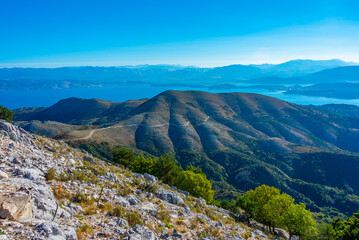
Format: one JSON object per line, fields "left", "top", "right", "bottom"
{"left": 116, "top": 197, "right": 130, "bottom": 208}
{"left": 224, "top": 235, "right": 244, "bottom": 240}
{"left": 196, "top": 197, "right": 206, "bottom": 206}
{"left": 197, "top": 213, "right": 210, "bottom": 224}
{"left": 128, "top": 225, "right": 157, "bottom": 240}
{"left": 253, "top": 229, "right": 267, "bottom": 239}
{"left": 1, "top": 178, "right": 71, "bottom": 221}
{"left": 0, "top": 192, "right": 32, "bottom": 220}
{"left": 117, "top": 217, "right": 129, "bottom": 228}
{"left": 156, "top": 188, "right": 184, "bottom": 205}
{"left": 105, "top": 172, "right": 120, "bottom": 183}
{"left": 37, "top": 221, "right": 65, "bottom": 239}
{"left": 177, "top": 189, "right": 189, "bottom": 196}
{"left": 0, "top": 170, "right": 8, "bottom": 180}
{"left": 0, "top": 120, "right": 36, "bottom": 147}
{"left": 144, "top": 173, "right": 157, "bottom": 183}
{"left": 60, "top": 226, "right": 77, "bottom": 240}
{"left": 18, "top": 168, "right": 41, "bottom": 181}
{"left": 127, "top": 195, "right": 142, "bottom": 205}
{"left": 67, "top": 202, "right": 84, "bottom": 213}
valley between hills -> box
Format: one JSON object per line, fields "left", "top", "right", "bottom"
{"left": 13, "top": 90, "right": 359, "bottom": 221}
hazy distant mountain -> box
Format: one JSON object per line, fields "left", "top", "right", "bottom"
{"left": 253, "top": 59, "right": 357, "bottom": 77}
{"left": 1, "top": 60, "right": 357, "bottom": 88}
{"left": 16, "top": 90, "right": 359, "bottom": 216}
{"left": 302, "top": 66, "right": 359, "bottom": 83}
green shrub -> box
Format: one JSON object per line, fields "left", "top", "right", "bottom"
{"left": 126, "top": 211, "right": 143, "bottom": 228}
{"left": 175, "top": 170, "right": 214, "bottom": 202}
{"left": 45, "top": 168, "right": 56, "bottom": 181}
{"left": 0, "top": 105, "right": 14, "bottom": 123}
{"left": 73, "top": 192, "right": 94, "bottom": 205}
{"left": 157, "top": 210, "right": 171, "bottom": 224}
{"left": 139, "top": 183, "right": 157, "bottom": 194}
{"left": 111, "top": 206, "right": 124, "bottom": 217}
{"left": 112, "top": 148, "right": 135, "bottom": 167}
{"left": 130, "top": 155, "right": 157, "bottom": 174}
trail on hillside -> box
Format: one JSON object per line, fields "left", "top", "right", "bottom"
{"left": 77, "top": 116, "right": 210, "bottom": 140}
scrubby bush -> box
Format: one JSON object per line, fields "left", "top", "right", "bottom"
{"left": 131, "top": 155, "right": 157, "bottom": 174}
{"left": 0, "top": 105, "right": 14, "bottom": 123}
{"left": 139, "top": 183, "right": 157, "bottom": 194}
{"left": 175, "top": 170, "right": 214, "bottom": 202}
{"left": 76, "top": 224, "right": 93, "bottom": 240}
{"left": 112, "top": 148, "right": 135, "bottom": 167}
{"left": 126, "top": 211, "right": 143, "bottom": 227}
{"left": 111, "top": 206, "right": 124, "bottom": 217}
{"left": 45, "top": 168, "right": 56, "bottom": 181}
{"left": 153, "top": 154, "right": 182, "bottom": 185}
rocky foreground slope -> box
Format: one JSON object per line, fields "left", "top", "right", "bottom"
{"left": 0, "top": 120, "right": 272, "bottom": 240}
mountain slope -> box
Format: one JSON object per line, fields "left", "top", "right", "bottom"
{"left": 15, "top": 90, "right": 359, "bottom": 217}
{"left": 1, "top": 120, "right": 272, "bottom": 239}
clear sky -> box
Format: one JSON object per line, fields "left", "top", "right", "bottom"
{"left": 1, "top": 0, "right": 359, "bottom": 67}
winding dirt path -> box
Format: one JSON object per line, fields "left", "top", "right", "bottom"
{"left": 77, "top": 116, "right": 210, "bottom": 140}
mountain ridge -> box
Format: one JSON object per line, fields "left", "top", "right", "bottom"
{"left": 14, "top": 90, "right": 359, "bottom": 217}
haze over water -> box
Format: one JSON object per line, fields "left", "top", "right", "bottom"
{"left": 2, "top": 85, "right": 359, "bottom": 110}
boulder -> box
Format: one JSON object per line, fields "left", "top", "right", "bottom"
{"left": 0, "top": 170, "right": 8, "bottom": 180}
{"left": 0, "top": 120, "right": 36, "bottom": 147}
{"left": 127, "top": 225, "right": 157, "bottom": 240}
{"left": 0, "top": 192, "right": 32, "bottom": 220}
{"left": 144, "top": 173, "right": 157, "bottom": 183}
{"left": 117, "top": 217, "right": 129, "bottom": 228}
{"left": 127, "top": 195, "right": 142, "bottom": 205}
{"left": 18, "top": 168, "right": 41, "bottom": 181}
{"left": 116, "top": 196, "right": 130, "bottom": 209}
{"left": 253, "top": 229, "right": 267, "bottom": 239}
{"left": 37, "top": 221, "right": 66, "bottom": 240}
{"left": 156, "top": 188, "right": 184, "bottom": 205}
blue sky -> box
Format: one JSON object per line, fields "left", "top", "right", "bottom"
{"left": 1, "top": 0, "right": 359, "bottom": 67}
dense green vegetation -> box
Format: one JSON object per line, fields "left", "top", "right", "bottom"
{"left": 0, "top": 105, "right": 14, "bottom": 123}
{"left": 112, "top": 148, "right": 214, "bottom": 202}
{"left": 318, "top": 211, "right": 359, "bottom": 240}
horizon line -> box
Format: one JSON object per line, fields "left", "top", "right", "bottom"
{"left": 0, "top": 58, "right": 357, "bottom": 69}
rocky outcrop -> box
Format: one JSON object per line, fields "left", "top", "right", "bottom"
{"left": 0, "top": 120, "right": 270, "bottom": 239}
{"left": 0, "top": 120, "right": 36, "bottom": 147}
{"left": 0, "top": 192, "right": 32, "bottom": 220}
{"left": 156, "top": 188, "right": 185, "bottom": 205}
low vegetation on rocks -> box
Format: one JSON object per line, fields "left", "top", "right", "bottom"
{"left": 0, "top": 120, "right": 270, "bottom": 239}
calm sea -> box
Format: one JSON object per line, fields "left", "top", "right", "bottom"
{"left": 1, "top": 85, "right": 359, "bottom": 109}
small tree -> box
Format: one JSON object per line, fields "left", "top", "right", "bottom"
{"left": 175, "top": 170, "right": 214, "bottom": 202}
{"left": 130, "top": 155, "right": 157, "bottom": 174}
{"left": 0, "top": 105, "right": 14, "bottom": 123}
{"left": 112, "top": 148, "right": 135, "bottom": 167}
{"left": 153, "top": 154, "right": 182, "bottom": 185}
{"left": 280, "top": 203, "right": 317, "bottom": 240}
{"left": 244, "top": 185, "right": 280, "bottom": 225}
{"left": 263, "top": 193, "right": 295, "bottom": 232}
{"left": 236, "top": 195, "right": 257, "bottom": 218}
